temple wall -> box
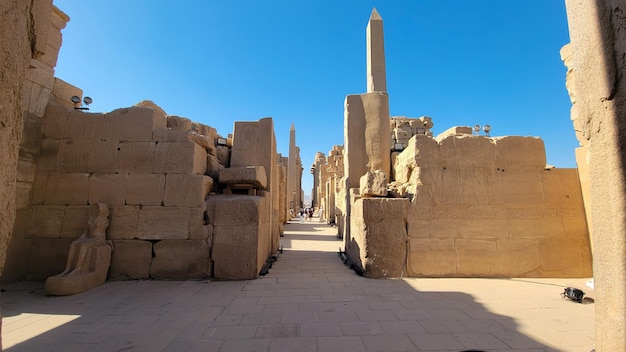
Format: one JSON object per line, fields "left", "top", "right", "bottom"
{"left": 394, "top": 133, "right": 592, "bottom": 277}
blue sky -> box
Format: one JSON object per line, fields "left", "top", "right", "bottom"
{"left": 53, "top": 1, "right": 574, "bottom": 197}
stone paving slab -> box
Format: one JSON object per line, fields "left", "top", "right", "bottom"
{"left": 1, "top": 219, "right": 595, "bottom": 351}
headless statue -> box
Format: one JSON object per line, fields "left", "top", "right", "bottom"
{"left": 46, "top": 203, "right": 112, "bottom": 296}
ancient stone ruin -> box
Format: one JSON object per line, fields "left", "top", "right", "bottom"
{"left": 1, "top": 2, "right": 625, "bottom": 350}
{"left": 311, "top": 8, "right": 592, "bottom": 279}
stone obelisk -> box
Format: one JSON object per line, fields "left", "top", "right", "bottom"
{"left": 287, "top": 123, "right": 300, "bottom": 212}
{"left": 367, "top": 8, "right": 387, "bottom": 93}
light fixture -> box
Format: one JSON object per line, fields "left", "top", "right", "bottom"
{"left": 483, "top": 124, "right": 492, "bottom": 136}
{"left": 71, "top": 95, "right": 93, "bottom": 111}
{"left": 473, "top": 124, "right": 481, "bottom": 136}
{"left": 393, "top": 143, "right": 404, "bottom": 151}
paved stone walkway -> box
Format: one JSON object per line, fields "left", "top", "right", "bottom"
{"left": 2, "top": 219, "right": 595, "bottom": 351}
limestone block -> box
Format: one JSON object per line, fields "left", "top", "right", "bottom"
{"left": 56, "top": 140, "right": 118, "bottom": 173}
{"left": 407, "top": 238, "right": 457, "bottom": 276}
{"left": 88, "top": 174, "right": 127, "bottom": 206}
{"left": 458, "top": 167, "right": 494, "bottom": 204}
{"left": 213, "top": 240, "right": 258, "bottom": 280}
{"left": 167, "top": 115, "right": 192, "bottom": 131}
{"left": 542, "top": 168, "right": 585, "bottom": 204}
{"left": 153, "top": 141, "right": 208, "bottom": 174}
{"left": 494, "top": 136, "right": 546, "bottom": 169}
{"left": 37, "top": 139, "right": 59, "bottom": 171}
{"left": 64, "top": 110, "right": 106, "bottom": 140}
{"left": 218, "top": 166, "right": 267, "bottom": 189}
{"left": 134, "top": 100, "right": 167, "bottom": 122}
{"left": 136, "top": 206, "right": 190, "bottom": 240}
{"left": 15, "top": 181, "right": 31, "bottom": 210}
{"left": 509, "top": 216, "right": 566, "bottom": 239}
{"left": 467, "top": 219, "right": 509, "bottom": 239}
{"left": 361, "top": 197, "right": 407, "bottom": 221}
{"left": 44, "top": 172, "right": 90, "bottom": 205}
{"left": 189, "top": 207, "right": 209, "bottom": 240}
{"left": 27, "top": 83, "right": 52, "bottom": 116}
{"left": 188, "top": 132, "right": 217, "bottom": 156}
{"left": 206, "top": 154, "right": 221, "bottom": 179}
{"left": 116, "top": 142, "right": 156, "bottom": 173}
{"left": 193, "top": 123, "right": 218, "bottom": 140}
{"left": 492, "top": 171, "right": 544, "bottom": 204}
{"left": 496, "top": 239, "right": 541, "bottom": 276}
{"left": 456, "top": 239, "right": 498, "bottom": 276}
{"left": 25, "top": 61, "right": 54, "bottom": 89}
{"left": 50, "top": 78, "right": 82, "bottom": 109}
{"left": 107, "top": 206, "right": 139, "bottom": 240}
{"left": 538, "top": 238, "right": 592, "bottom": 277}
{"left": 125, "top": 174, "right": 165, "bottom": 206}
{"left": 152, "top": 129, "right": 189, "bottom": 142}
{"left": 206, "top": 195, "right": 262, "bottom": 226}
{"left": 230, "top": 122, "right": 261, "bottom": 168}
{"left": 42, "top": 103, "right": 68, "bottom": 139}
{"left": 359, "top": 170, "right": 388, "bottom": 197}
{"left": 430, "top": 218, "right": 470, "bottom": 238}
{"left": 31, "top": 171, "right": 49, "bottom": 205}
{"left": 27, "top": 239, "right": 74, "bottom": 280}
{"left": 440, "top": 135, "right": 496, "bottom": 167}
{"left": 103, "top": 107, "right": 167, "bottom": 142}
{"left": 109, "top": 240, "right": 152, "bottom": 280}
{"left": 216, "top": 145, "right": 230, "bottom": 167}
{"left": 407, "top": 219, "right": 430, "bottom": 238}
{"left": 164, "top": 174, "right": 213, "bottom": 207}
{"left": 150, "top": 240, "right": 210, "bottom": 280}
{"left": 435, "top": 126, "right": 473, "bottom": 140}
{"left": 20, "top": 111, "right": 43, "bottom": 158}
{"left": 60, "top": 205, "right": 91, "bottom": 239}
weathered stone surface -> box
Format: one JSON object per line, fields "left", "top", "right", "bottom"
{"left": 206, "top": 154, "right": 221, "bottom": 180}
{"left": 42, "top": 103, "right": 68, "bottom": 138}
{"left": 539, "top": 238, "right": 592, "bottom": 277}
{"left": 435, "top": 126, "right": 472, "bottom": 140}
{"left": 153, "top": 141, "right": 207, "bottom": 175}
{"left": 26, "top": 205, "right": 65, "bottom": 238}
{"left": 103, "top": 107, "right": 167, "bottom": 142}
{"left": 49, "top": 78, "right": 82, "bottom": 109}
{"left": 116, "top": 142, "right": 156, "bottom": 173}
{"left": 150, "top": 240, "right": 210, "bottom": 280}
{"left": 125, "top": 174, "right": 165, "bottom": 206}
{"left": 37, "top": 138, "right": 59, "bottom": 171}
{"left": 107, "top": 206, "right": 139, "bottom": 240}
{"left": 88, "top": 174, "right": 127, "bottom": 205}
{"left": 189, "top": 206, "right": 208, "bottom": 240}
{"left": 60, "top": 205, "right": 90, "bottom": 239}
{"left": 109, "top": 240, "right": 152, "bottom": 280}
{"left": 15, "top": 181, "right": 31, "bottom": 210}
{"left": 219, "top": 166, "right": 267, "bottom": 189}
{"left": 64, "top": 110, "right": 106, "bottom": 140}
{"left": 216, "top": 145, "right": 230, "bottom": 167}
{"left": 163, "top": 174, "right": 213, "bottom": 207}
{"left": 407, "top": 238, "right": 457, "bottom": 276}
{"left": 55, "top": 140, "right": 118, "bottom": 173}
{"left": 44, "top": 172, "right": 90, "bottom": 205}
{"left": 136, "top": 206, "right": 190, "bottom": 240}
{"left": 359, "top": 170, "right": 387, "bottom": 197}
{"left": 167, "top": 115, "right": 192, "bottom": 131}
{"left": 344, "top": 92, "right": 390, "bottom": 188}
{"left": 455, "top": 239, "right": 497, "bottom": 276}
{"left": 134, "top": 100, "right": 167, "bottom": 122}
{"left": 493, "top": 136, "right": 546, "bottom": 170}
{"left": 27, "top": 238, "right": 74, "bottom": 280}
{"left": 348, "top": 198, "right": 408, "bottom": 278}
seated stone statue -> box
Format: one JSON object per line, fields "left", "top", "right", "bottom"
{"left": 45, "top": 203, "right": 112, "bottom": 296}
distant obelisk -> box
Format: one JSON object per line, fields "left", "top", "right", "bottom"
{"left": 366, "top": 7, "right": 387, "bottom": 93}
{"left": 287, "top": 123, "right": 299, "bottom": 212}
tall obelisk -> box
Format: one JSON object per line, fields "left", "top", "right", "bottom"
{"left": 366, "top": 8, "right": 387, "bottom": 93}
{"left": 287, "top": 123, "right": 300, "bottom": 212}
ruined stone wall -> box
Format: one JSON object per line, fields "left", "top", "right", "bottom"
{"left": 394, "top": 132, "right": 591, "bottom": 277}
{"left": 4, "top": 102, "right": 218, "bottom": 281}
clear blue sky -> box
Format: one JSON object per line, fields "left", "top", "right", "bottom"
{"left": 53, "top": 1, "right": 574, "bottom": 197}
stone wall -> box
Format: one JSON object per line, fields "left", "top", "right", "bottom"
{"left": 4, "top": 102, "right": 220, "bottom": 281}
{"left": 394, "top": 132, "right": 591, "bottom": 277}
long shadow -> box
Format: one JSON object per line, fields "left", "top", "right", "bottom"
{"left": 0, "top": 224, "right": 594, "bottom": 351}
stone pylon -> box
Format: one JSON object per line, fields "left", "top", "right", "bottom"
{"left": 367, "top": 7, "right": 387, "bottom": 93}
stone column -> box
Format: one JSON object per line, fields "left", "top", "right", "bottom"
{"left": 564, "top": 1, "right": 626, "bottom": 350}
